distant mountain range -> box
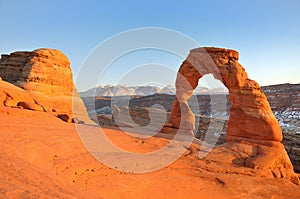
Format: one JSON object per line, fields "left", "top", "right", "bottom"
{"left": 80, "top": 83, "right": 300, "bottom": 133}
{"left": 79, "top": 85, "right": 228, "bottom": 97}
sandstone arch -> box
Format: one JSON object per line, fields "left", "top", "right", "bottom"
{"left": 169, "top": 47, "right": 282, "bottom": 146}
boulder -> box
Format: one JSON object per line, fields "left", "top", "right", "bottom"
{"left": 0, "top": 79, "right": 37, "bottom": 108}
{"left": 57, "top": 114, "right": 71, "bottom": 123}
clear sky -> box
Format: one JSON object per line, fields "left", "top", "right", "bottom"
{"left": 0, "top": 0, "right": 299, "bottom": 91}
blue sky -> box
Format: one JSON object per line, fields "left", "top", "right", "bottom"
{"left": 0, "top": 0, "right": 299, "bottom": 91}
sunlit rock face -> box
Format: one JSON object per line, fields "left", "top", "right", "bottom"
{"left": 170, "top": 47, "right": 282, "bottom": 145}
{"left": 168, "top": 47, "right": 299, "bottom": 185}
{"left": 0, "top": 48, "right": 93, "bottom": 124}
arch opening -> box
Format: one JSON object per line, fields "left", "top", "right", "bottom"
{"left": 188, "top": 74, "right": 230, "bottom": 145}
{"left": 169, "top": 47, "right": 282, "bottom": 146}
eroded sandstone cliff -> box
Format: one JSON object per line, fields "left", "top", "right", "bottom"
{"left": 0, "top": 48, "right": 93, "bottom": 124}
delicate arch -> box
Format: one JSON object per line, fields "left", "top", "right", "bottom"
{"left": 169, "top": 47, "right": 282, "bottom": 146}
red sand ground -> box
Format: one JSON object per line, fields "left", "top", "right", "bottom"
{"left": 0, "top": 106, "right": 300, "bottom": 198}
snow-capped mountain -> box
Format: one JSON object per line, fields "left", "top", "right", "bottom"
{"left": 81, "top": 83, "right": 300, "bottom": 134}
{"left": 79, "top": 85, "right": 228, "bottom": 97}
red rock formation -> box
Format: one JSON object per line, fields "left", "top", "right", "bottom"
{"left": 168, "top": 47, "right": 299, "bottom": 185}
{"left": 170, "top": 47, "right": 282, "bottom": 145}
{"left": 0, "top": 78, "right": 40, "bottom": 109}
{"left": 0, "top": 49, "right": 93, "bottom": 124}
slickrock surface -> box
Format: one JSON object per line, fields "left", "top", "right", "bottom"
{"left": 168, "top": 47, "right": 298, "bottom": 185}
{"left": 0, "top": 78, "right": 43, "bottom": 111}
{"left": 0, "top": 47, "right": 299, "bottom": 198}
{"left": 0, "top": 49, "right": 93, "bottom": 124}
{"left": 0, "top": 105, "right": 300, "bottom": 198}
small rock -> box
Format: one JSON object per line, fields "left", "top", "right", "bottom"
{"left": 58, "top": 114, "right": 71, "bottom": 122}
{"left": 164, "top": 122, "right": 174, "bottom": 128}
{"left": 72, "top": 118, "right": 85, "bottom": 124}
{"left": 17, "top": 101, "right": 44, "bottom": 112}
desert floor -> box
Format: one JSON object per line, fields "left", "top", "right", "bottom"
{"left": 0, "top": 106, "right": 299, "bottom": 199}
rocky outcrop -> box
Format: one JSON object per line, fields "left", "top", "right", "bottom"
{"left": 0, "top": 78, "right": 42, "bottom": 111}
{"left": 168, "top": 47, "right": 298, "bottom": 185}
{"left": 0, "top": 49, "right": 93, "bottom": 124}
{"left": 169, "top": 47, "right": 282, "bottom": 145}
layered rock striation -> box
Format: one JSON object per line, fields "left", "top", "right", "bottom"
{"left": 0, "top": 48, "right": 93, "bottom": 124}
{"left": 168, "top": 47, "right": 298, "bottom": 185}
{"left": 169, "top": 47, "right": 282, "bottom": 145}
